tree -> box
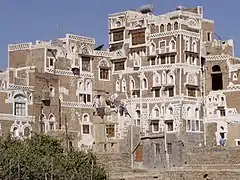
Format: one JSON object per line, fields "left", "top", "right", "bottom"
{"left": 0, "top": 133, "right": 107, "bottom": 180}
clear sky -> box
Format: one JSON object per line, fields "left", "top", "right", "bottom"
{"left": 0, "top": 0, "right": 239, "bottom": 68}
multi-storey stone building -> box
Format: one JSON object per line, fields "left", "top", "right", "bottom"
{"left": 0, "top": 4, "right": 240, "bottom": 173}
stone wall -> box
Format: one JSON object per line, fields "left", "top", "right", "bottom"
{"left": 96, "top": 153, "right": 131, "bottom": 173}
{"left": 185, "top": 146, "right": 240, "bottom": 165}
{"left": 110, "top": 169, "right": 240, "bottom": 180}
{"left": 109, "top": 147, "right": 240, "bottom": 179}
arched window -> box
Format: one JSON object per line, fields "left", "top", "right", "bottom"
{"left": 233, "top": 73, "right": 238, "bottom": 81}
{"left": 153, "top": 107, "right": 160, "bottom": 118}
{"left": 116, "top": 80, "right": 120, "bottom": 92}
{"left": 83, "top": 114, "right": 90, "bottom": 122}
{"left": 195, "top": 108, "right": 199, "bottom": 119}
{"left": 169, "top": 40, "right": 176, "bottom": 51}
{"left": 162, "top": 71, "right": 166, "bottom": 85}
{"left": 211, "top": 65, "right": 223, "bottom": 90}
{"left": 1, "top": 81, "right": 6, "bottom": 89}
{"left": 12, "top": 126, "right": 19, "bottom": 137}
{"left": 167, "top": 23, "right": 172, "bottom": 31}
{"left": 174, "top": 22, "right": 178, "bottom": 30}
{"left": 160, "top": 24, "right": 165, "bottom": 32}
{"left": 185, "top": 40, "right": 190, "bottom": 51}
{"left": 168, "top": 74, "right": 174, "bottom": 84}
{"left": 99, "top": 59, "right": 110, "bottom": 80}
{"left": 14, "top": 94, "right": 27, "bottom": 116}
{"left": 149, "top": 42, "right": 156, "bottom": 55}
{"left": 187, "top": 107, "right": 191, "bottom": 117}
{"left": 168, "top": 107, "right": 173, "bottom": 115}
{"left": 129, "top": 79, "right": 135, "bottom": 91}
{"left": 23, "top": 126, "right": 31, "bottom": 137}
{"left": 212, "top": 65, "right": 221, "bottom": 72}
{"left": 82, "top": 113, "right": 91, "bottom": 134}
{"left": 48, "top": 114, "right": 56, "bottom": 131}
{"left": 70, "top": 44, "right": 77, "bottom": 53}
{"left": 192, "top": 41, "right": 197, "bottom": 52}
{"left": 39, "top": 113, "right": 46, "bottom": 132}
{"left": 122, "top": 79, "right": 126, "bottom": 92}
{"left": 78, "top": 80, "right": 83, "bottom": 89}
{"left": 136, "top": 110, "right": 141, "bottom": 126}
{"left": 85, "top": 80, "right": 92, "bottom": 91}
{"left": 141, "top": 78, "right": 148, "bottom": 89}
{"left": 22, "top": 124, "right": 32, "bottom": 138}
{"left": 153, "top": 72, "right": 161, "bottom": 86}
{"left": 161, "top": 105, "right": 165, "bottom": 115}
{"left": 116, "top": 21, "right": 121, "bottom": 27}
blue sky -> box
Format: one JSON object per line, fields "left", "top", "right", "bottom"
{"left": 0, "top": 0, "right": 239, "bottom": 67}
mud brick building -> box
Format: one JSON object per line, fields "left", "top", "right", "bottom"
{"left": 1, "top": 4, "right": 240, "bottom": 175}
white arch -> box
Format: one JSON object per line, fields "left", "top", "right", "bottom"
{"left": 152, "top": 105, "right": 160, "bottom": 118}
{"left": 167, "top": 105, "right": 174, "bottom": 115}
{"left": 82, "top": 113, "right": 90, "bottom": 122}
{"left": 1, "top": 81, "right": 6, "bottom": 89}
{"left": 195, "top": 108, "right": 199, "bottom": 119}
{"left": 22, "top": 123, "right": 32, "bottom": 137}
{"left": 85, "top": 79, "right": 92, "bottom": 91}
{"left": 78, "top": 79, "right": 84, "bottom": 89}
{"left": 141, "top": 78, "right": 148, "bottom": 89}
{"left": 153, "top": 71, "right": 161, "bottom": 86}
{"left": 48, "top": 113, "right": 56, "bottom": 121}
{"left": 149, "top": 41, "right": 156, "bottom": 55}
{"left": 187, "top": 107, "right": 191, "bottom": 117}
{"left": 39, "top": 113, "right": 47, "bottom": 121}
{"left": 114, "top": 18, "right": 122, "bottom": 27}
{"left": 129, "top": 77, "right": 135, "bottom": 91}
{"left": 133, "top": 22, "right": 142, "bottom": 28}
{"left": 10, "top": 123, "right": 20, "bottom": 132}
{"left": 162, "top": 71, "right": 166, "bottom": 85}
{"left": 169, "top": 39, "right": 176, "bottom": 51}
{"left": 167, "top": 71, "right": 175, "bottom": 84}
{"left": 80, "top": 44, "right": 92, "bottom": 55}
{"left": 185, "top": 39, "right": 190, "bottom": 51}
{"left": 14, "top": 94, "right": 27, "bottom": 101}
{"left": 116, "top": 80, "right": 120, "bottom": 92}
{"left": 233, "top": 73, "right": 238, "bottom": 81}
{"left": 99, "top": 59, "right": 109, "bottom": 67}
{"left": 122, "top": 78, "right": 127, "bottom": 92}
{"left": 192, "top": 40, "right": 197, "bottom": 52}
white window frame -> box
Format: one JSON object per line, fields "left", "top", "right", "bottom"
{"left": 13, "top": 94, "right": 27, "bottom": 116}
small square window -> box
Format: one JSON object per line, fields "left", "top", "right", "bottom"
{"left": 154, "top": 89, "right": 160, "bottom": 97}
{"left": 152, "top": 122, "right": 159, "bottom": 132}
{"left": 207, "top": 32, "right": 211, "bottom": 42}
{"left": 166, "top": 121, "right": 173, "bottom": 132}
{"left": 83, "top": 125, "right": 90, "bottom": 134}
{"left": 168, "top": 88, "right": 174, "bottom": 97}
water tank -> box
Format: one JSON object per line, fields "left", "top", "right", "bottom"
{"left": 139, "top": 4, "right": 153, "bottom": 14}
